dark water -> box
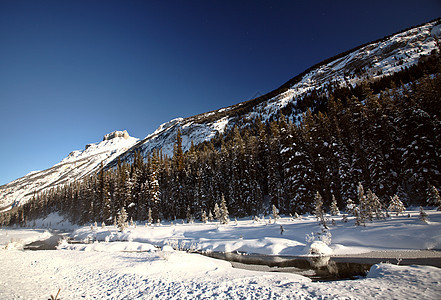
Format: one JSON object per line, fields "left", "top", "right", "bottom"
{"left": 201, "top": 251, "right": 441, "bottom": 281}
{"left": 24, "top": 234, "right": 65, "bottom": 250}
{"left": 202, "top": 252, "right": 372, "bottom": 281}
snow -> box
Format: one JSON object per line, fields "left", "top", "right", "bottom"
{"left": 0, "top": 209, "right": 440, "bottom": 299}
{"left": 64, "top": 208, "right": 441, "bottom": 257}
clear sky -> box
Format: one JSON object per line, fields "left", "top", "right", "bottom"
{"left": 0, "top": 0, "right": 440, "bottom": 185}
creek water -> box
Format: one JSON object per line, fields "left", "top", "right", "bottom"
{"left": 24, "top": 235, "right": 441, "bottom": 281}
{"left": 202, "top": 252, "right": 373, "bottom": 281}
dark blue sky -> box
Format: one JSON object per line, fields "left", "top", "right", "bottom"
{"left": 1, "top": 0, "right": 440, "bottom": 185}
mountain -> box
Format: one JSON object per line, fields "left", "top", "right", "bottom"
{"left": 109, "top": 19, "right": 441, "bottom": 162}
{"left": 0, "top": 131, "right": 138, "bottom": 211}
{"left": 1, "top": 19, "right": 440, "bottom": 211}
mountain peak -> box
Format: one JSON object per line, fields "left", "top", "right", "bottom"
{"left": 103, "top": 130, "right": 130, "bottom": 141}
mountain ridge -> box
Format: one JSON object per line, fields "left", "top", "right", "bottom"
{"left": 1, "top": 18, "right": 440, "bottom": 211}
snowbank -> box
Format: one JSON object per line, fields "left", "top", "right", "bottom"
{"left": 1, "top": 248, "right": 440, "bottom": 299}
{"left": 69, "top": 208, "right": 441, "bottom": 257}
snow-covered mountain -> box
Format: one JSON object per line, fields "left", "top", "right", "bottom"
{"left": 108, "top": 19, "right": 441, "bottom": 163}
{"left": 0, "top": 131, "right": 138, "bottom": 211}
{"left": 1, "top": 19, "right": 440, "bottom": 210}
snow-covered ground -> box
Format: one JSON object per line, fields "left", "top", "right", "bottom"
{"left": 1, "top": 208, "right": 440, "bottom": 299}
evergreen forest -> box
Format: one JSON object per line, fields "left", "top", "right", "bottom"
{"left": 2, "top": 50, "right": 441, "bottom": 227}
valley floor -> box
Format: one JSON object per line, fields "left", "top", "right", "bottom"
{"left": 0, "top": 208, "right": 440, "bottom": 299}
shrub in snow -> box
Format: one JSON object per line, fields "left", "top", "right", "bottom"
{"left": 388, "top": 194, "right": 406, "bottom": 216}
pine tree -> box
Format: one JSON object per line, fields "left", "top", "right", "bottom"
{"left": 330, "top": 194, "right": 340, "bottom": 216}
{"left": 117, "top": 207, "right": 128, "bottom": 232}
{"left": 419, "top": 206, "right": 429, "bottom": 223}
{"left": 213, "top": 203, "right": 221, "bottom": 221}
{"left": 220, "top": 194, "right": 229, "bottom": 225}
{"left": 272, "top": 204, "right": 280, "bottom": 220}
{"left": 201, "top": 210, "right": 207, "bottom": 223}
{"left": 388, "top": 194, "right": 405, "bottom": 216}
{"left": 147, "top": 207, "right": 153, "bottom": 224}
{"left": 346, "top": 198, "right": 356, "bottom": 215}
{"left": 427, "top": 185, "right": 441, "bottom": 210}
{"left": 314, "top": 192, "right": 327, "bottom": 228}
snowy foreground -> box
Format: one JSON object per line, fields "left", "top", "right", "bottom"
{"left": 1, "top": 209, "right": 441, "bottom": 299}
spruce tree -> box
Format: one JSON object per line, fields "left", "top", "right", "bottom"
{"left": 272, "top": 204, "right": 280, "bottom": 220}
{"left": 220, "top": 194, "right": 229, "bottom": 225}
{"left": 388, "top": 194, "right": 405, "bottom": 216}
{"left": 427, "top": 185, "right": 441, "bottom": 210}
{"left": 117, "top": 207, "right": 128, "bottom": 232}
{"left": 201, "top": 210, "right": 207, "bottom": 223}
{"left": 314, "top": 192, "right": 327, "bottom": 228}
{"left": 419, "top": 206, "right": 429, "bottom": 223}
{"left": 330, "top": 194, "right": 340, "bottom": 216}
{"left": 213, "top": 203, "right": 221, "bottom": 221}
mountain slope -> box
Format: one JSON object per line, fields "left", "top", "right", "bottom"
{"left": 1, "top": 19, "right": 440, "bottom": 210}
{"left": 109, "top": 19, "right": 441, "bottom": 163}
{"left": 0, "top": 131, "right": 138, "bottom": 211}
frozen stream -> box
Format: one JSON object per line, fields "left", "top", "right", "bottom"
{"left": 23, "top": 232, "right": 441, "bottom": 281}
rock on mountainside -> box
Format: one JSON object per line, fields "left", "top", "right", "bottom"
{"left": 1, "top": 19, "right": 440, "bottom": 211}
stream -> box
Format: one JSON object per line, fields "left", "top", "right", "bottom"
{"left": 24, "top": 234, "right": 441, "bottom": 282}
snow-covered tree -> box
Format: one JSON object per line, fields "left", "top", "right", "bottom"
{"left": 330, "top": 194, "right": 340, "bottom": 216}
{"left": 419, "top": 206, "right": 429, "bottom": 223}
{"left": 201, "top": 210, "right": 207, "bottom": 223}
{"left": 213, "top": 203, "right": 221, "bottom": 221}
{"left": 272, "top": 204, "right": 280, "bottom": 220}
{"left": 427, "top": 185, "right": 441, "bottom": 210}
{"left": 314, "top": 192, "right": 327, "bottom": 228}
{"left": 147, "top": 207, "right": 153, "bottom": 225}
{"left": 388, "top": 194, "right": 405, "bottom": 216}
{"left": 117, "top": 207, "right": 128, "bottom": 232}
{"left": 220, "top": 194, "right": 229, "bottom": 224}
{"left": 346, "top": 198, "right": 356, "bottom": 216}
{"left": 208, "top": 210, "right": 214, "bottom": 222}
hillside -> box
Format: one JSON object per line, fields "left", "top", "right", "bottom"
{"left": 0, "top": 18, "right": 440, "bottom": 212}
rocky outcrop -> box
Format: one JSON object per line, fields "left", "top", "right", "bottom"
{"left": 103, "top": 130, "right": 130, "bottom": 141}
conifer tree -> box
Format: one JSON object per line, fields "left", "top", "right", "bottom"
{"left": 117, "top": 207, "right": 128, "bottom": 232}
{"left": 272, "top": 204, "right": 280, "bottom": 220}
{"left": 427, "top": 185, "right": 441, "bottom": 210}
{"left": 419, "top": 206, "right": 429, "bottom": 223}
{"left": 201, "top": 210, "right": 207, "bottom": 223}
{"left": 330, "top": 194, "right": 340, "bottom": 216}
{"left": 213, "top": 203, "right": 221, "bottom": 221}
{"left": 388, "top": 194, "right": 405, "bottom": 216}
{"left": 314, "top": 192, "right": 327, "bottom": 228}
{"left": 147, "top": 207, "right": 153, "bottom": 225}
{"left": 220, "top": 194, "right": 229, "bottom": 225}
